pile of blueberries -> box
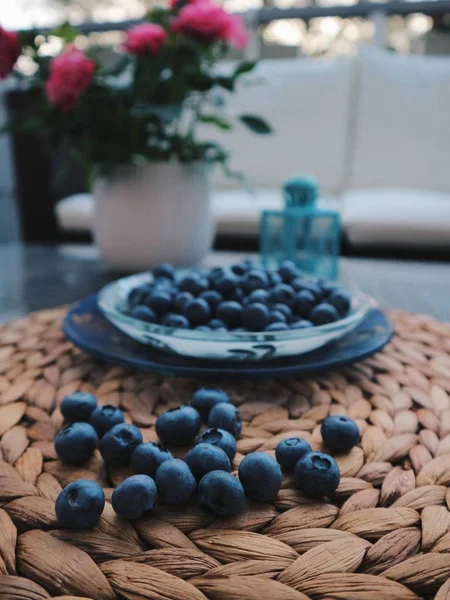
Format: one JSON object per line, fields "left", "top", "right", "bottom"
{"left": 54, "top": 389, "right": 360, "bottom": 529}
{"left": 125, "top": 260, "right": 352, "bottom": 332}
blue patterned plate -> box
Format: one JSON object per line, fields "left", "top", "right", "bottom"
{"left": 63, "top": 295, "right": 394, "bottom": 380}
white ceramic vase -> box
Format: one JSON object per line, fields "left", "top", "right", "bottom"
{"left": 94, "top": 161, "right": 214, "bottom": 271}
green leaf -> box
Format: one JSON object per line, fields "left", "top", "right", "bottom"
{"left": 199, "top": 114, "right": 232, "bottom": 130}
{"left": 233, "top": 60, "right": 257, "bottom": 79}
{"left": 215, "top": 76, "right": 234, "bottom": 92}
{"left": 50, "top": 21, "right": 79, "bottom": 43}
{"left": 239, "top": 114, "right": 272, "bottom": 135}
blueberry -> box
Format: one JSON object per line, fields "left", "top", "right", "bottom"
{"left": 268, "top": 271, "right": 282, "bottom": 287}
{"left": 230, "top": 262, "right": 248, "bottom": 276}
{"left": 152, "top": 263, "right": 175, "bottom": 280}
{"left": 156, "top": 406, "right": 201, "bottom": 446}
{"left": 55, "top": 423, "right": 98, "bottom": 465}
{"left": 208, "top": 266, "right": 226, "bottom": 284}
{"left": 238, "top": 452, "right": 282, "bottom": 502}
{"left": 321, "top": 282, "right": 341, "bottom": 298}
{"left": 128, "top": 285, "right": 152, "bottom": 307}
{"left": 131, "top": 305, "right": 157, "bottom": 323}
{"left": 278, "top": 260, "right": 299, "bottom": 282}
{"left": 197, "top": 427, "right": 237, "bottom": 461}
{"left": 156, "top": 458, "right": 196, "bottom": 504}
{"left": 200, "top": 290, "right": 223, "bottom": 311}
{"left": 295, "top": 290, "right": 316, "bottom": 317}
{"left": 247, "top": 289, "right": 270, "bottom": 305}
{"left": 216, "top": 301, "right": 243, "bottom": 328}
{"left": 60, "top": 392, "right": 97, "bottom": 423}
{"left": 329, "top": 291, "right": 351, "bottom": 317}
{"left": 191, "top": 388, "right": 231, "bottom": 421}
{"left": 242, "top": 302, "right": 270, "bottom": 331}
{"left": 213, "top": 271, "right": 239, "bottom": 297}
{"left": 112, "top": 474, "right": 157, "bottom": 519}
{"left": 270, "top": 284, "right": 295, "bottom": 307}
{"left": 294, "top": 451, "right": 340, "bottom": 496}
{"left": 273, "top": 303, "right": 292, "bottom": 321}
{"left": 275, "top": 437, "right": 312, "bottom": 471}
{"left": 55, "top": 480, "right": 105, "bottom": 529}
{"left": 230, "top": 288, "right": 245, "bottom": 303}
{"left": 310, "top": 303, "right": 340, "bottom": 325}
{"left": 321, "top": 415, "right": 360, "bottom": 452}
{"left": 208, "top": 319, "right": 227, "bottom": 331}
{"left": 131, "top": 442, "right": 173, "bottom": 477}
{"left": 299, "top": 281, "right": 322, "bottom": 300}
{"left": 208, "top": 403, "right": 242, "bottom": 437}
{"left": 174, "top": 291, "right": 194, "bottom": 312}
{"left": 148, "top": 291, "right": 172, "bottom": 315}
{"left": 241, "top": 269, "right": 269, "bottom": 293}
{"left": 291, "top": 277, "right": 306, "bottom": 292}
{"left": 199, "top": 471, "right": 245, "bottom": 516}
{"left": 161, "top": 313, "right": 190, "bottom": 328}
{"left": 196, "top": 325, "right": 211, "bottom": 332}
{"left": 89, "top": 405, "right": 125, "bottom": 438}
{"left": 100, "top": 423, "right": 143, "bottom": 466}
{"left": 290, "top": 319, "right": 313, "bottom": 330}
{"left": 270, "top": 310, "right": 287, "bottom": 324}
{"left": 266, "top": 322, "right": 288, "bottom": 331}
{"left": 185, "top": 443, "right": 231, "bottom": 481}
{"left": 183, "top": 298, "right": 211, "bottom": 326}
{"left": 179, "top": 274, "right": 209, "bottom": 295}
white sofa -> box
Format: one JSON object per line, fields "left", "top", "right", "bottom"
{"left": 57, "top": 47, "right": 450, "bottom": 249}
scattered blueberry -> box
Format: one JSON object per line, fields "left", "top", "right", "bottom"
{"left": 247, "top": 289, "right": 270, "bottom": 305}
{"left": 60, "top": 392, "right": 97, "bottom": 423}
{"left": 230, "top": 287, "right": 245, "bottom": 303}
{"left": 275, "top": 437, "right": 312, "bottom": 471}
{"left": 208, "top": 266, "right": 226, "bottom": 284}
{"left": 100, "top": 423, "right": 143, "bottom": 466}
{"left": 242, "top": 302, "right": 270, "bottom": 331}
{"left": 55, "top": 480, "right": 105, "bottom": 529}
{"left": 131, "top": 442, "right": 173, "bottom": 478}
{"left": 230, "top": 262, "right": 247, "bottom": 276}
{"left": 128, "top": 284, "right": 151, "bottom": 307}
{"left": 55, "top": 423, "right": 98, "bottom": 465}
{"left": 291, "top": 277, "right": 306, "bottom": 292}
{"left": 268, "top": 271, "right": 283, "bottom": 287}
{"left": 271, "top": 284, "right": 295, "bottom": 307}
{"left": 208, "top": 403, "right": 242, "bottom": 438}
{"left": 200, "top": 290, "right": 223, "bottom": 311}
{"left": 213, "top": 271, "right": 238, "bottom": 297}
{"left": 183, "top": 298, "right": 211, "bottom": 326}
{"left": 131, "top": 305, "right": 157, "bottom": 323}
{"left": 156, "top": 406, "right": 201, "bottom": 446}
{"left": 321, "top": 282, "right": 341, "bottom": 297}
{"left": 89, "top": 405, "right": 125, "bottom": 438}
{"left": 273, "top": 303, "right": 292, "bottom": 321}
{"left": 185, "top": 443, "right": 231, "bottom": 481}
{"left": 216, "top": 301, "right": 243, "bottom": 328}
{"left": 300, "top": 281, "right": 322, "bottom": 300}
{"left": 148, "top": 291, "right": 172, "bottom": 315}
{"left": 241, "top": 269, "right": 269, "bottom": 293}
{"left": 174, "top": 291, "right": 194, "bottom": 312}
{"left": 270, "top": 310, "right": 287, "bottom": 324}
{"left": 238, "top": 452, "right": 282, "bottom": 502}
{"left": 295, "top": 290, "right": 316, "bottom": 317}
{"left": 278, "top": 260, "right": 299, "bottom": 282}
{"left": 152, "top": 263, "right": 175, "bottom": 280}
{"left": 294, "top": 451, "right": 340, "bottom": 496}
{"left": 191, "top": 388, "right": 231, "bottom": 421}
{"left": 197, "top": 427, "right": 237, "bottom": 461}
{"left": 329, "top": 291, "right": 351, "bottom": 316}
{"left": 321, "top": 415, "right": 360, "bottom": 452}
{"left": 179, "top": 274, "right": 209, "bottom": 295}
{"left": 156, "top": 458, "right": 196, "bottom": 504}
{"left": 112, "top": 474, "right": 157, "bottom": 519}
{"left": 266, "top": 322, "right": 288, "bottom": 331}
{"left": 310, "top": 303, "right": 340, "bottom": 325}
{"left": 199, "top": 471, "right": 245, "bottom": 516}
{"left": 161, "top": 313, "right": 190, "bottom": 328}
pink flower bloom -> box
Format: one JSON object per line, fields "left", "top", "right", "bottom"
{"left": 0, "top": 27, "right": 21, "bottom": 79}
{"left": 124, "top": 23, "right": 167, "bottom": 56}
{"left": 171, "top": 2, "right": 249, "bottom": 48}
{"left": 45, "top": 48, "right": 95, "bottom": 112}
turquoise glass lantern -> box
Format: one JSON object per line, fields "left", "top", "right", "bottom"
{"left": 283, "top": 176, "right": 319, "bottom": 208}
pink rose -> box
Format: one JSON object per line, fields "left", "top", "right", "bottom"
{"left": 171, "top": 2, "right": 249, "bottom": 48}
{"left": 0, "top": 27, "right": 21, "bottom": 79}
{"left": 124, "top": 23, "right": 167, "bottom": 56}
{"left": 45, "top": 48, "right": 95, "bottom": 112}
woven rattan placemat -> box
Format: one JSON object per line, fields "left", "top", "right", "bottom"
{"left": 0, "top": 307, "right": 450, "bottom": 599}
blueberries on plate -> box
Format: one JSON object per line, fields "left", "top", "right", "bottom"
{"left": 310, "top": 303, "right": 340, "bottom": 325}
{"left": 148, "top": 291, "right": 172, "bottom": 315}
{"left": 266, "top": 322, "right": 288, "bottom": 331}
{"left": 60, "top": 392, "right": 97, "bottom": 423}
{"left": 238, "top": 452, "right": 282, "bottom": 502}
{"left": 278, "top": 260, "right": 299, "bottom": 282}
{"left": 295, "top": 290, "right": 316, "bottom": 317}
{"left": 174, "top": 291, "right": 193, "bottom": 312}
{"left": 55, "top": 480, "right": 105, "bottom": 529}
{"left": 213, "top": 271, "right": 238, "bottom": 297}
{"left": 161, "top": 313, "right": 190, "bottom": 328}
{"left": 131, "top": 442, "right": 173, "bottom": 478}
{"left": 191, "top": 388, "right": 231, "bottom": 421}
{"left": 156, "top": 406, "right": 201, "bottom": 446}
{"left": 112, "top": 474, "right": 157, "bottom": 519}
{"left": 199, "top": 471, "right": 245, "bottom": 516}
{"left": 131, "top": 305, "right": 157, "bottom": 323}
{"left": 246, "top": 289, "right": 270, "bottom": 306}
{"left": 321, "top": 415, "right": 360, "bottom": 452}
{"left": 271, "top": 284, "right": 295, "bottom": 308}
{"left": 294, "top": 451, "right": 340, "bottom": 496}
{"left": 184, "top": 443, "right": 231, "bottom": 481}
{"left": 156, "top": 458, "right": 196, "bottom": 504}
{"left": 183, "top": 298, "right": 211, "bottom": 325}
{"left": 179, "top": 273, "right": 209, "bottom": 296}
{"left": 197, "top": 427, "right": 237, "bottom": 461}
{"left": 242, "top": 302, "right": 270, "bottom": 331}
{"left": 153, "top": 263, "right": 175, "bottom": 280}
{"left": 55, "top": 423, "right": 98, "bottom": 465}
{"left": 200, "top": 290, "right": 223, "bottom": 311}
{"left": 275, "top": 437, "right": 312, "bottom": 471}
{"left": 270, "top": 310, "right": 287, "bottom": 324}
{"left": 89, "top": 405, "right": 125, "bottom": 438}
{"left": 100, "top": 423, "right": 143, "bottom": 466}
{"left": 208, "top": 403, "right": 242, "bottom": 438}
{"left": 290, "top": 319, "right": 313, "bottom": 330}
{"left": 216, "top": 301, "right": 243, "bottom": 328}
{"left": 273, "top": 303, "right": 292, "bottom": 321}
{"left": 329, "top": 291, "right": 351, "bottom": 316}
{"left": 241, "top": 269, "right": 269, "bottom": 293}
{"left": 208, "top": 319, "right": 227, "bottom": 331}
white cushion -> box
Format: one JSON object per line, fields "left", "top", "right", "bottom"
{"left": 349, "top": 48, "right": 450, "bottom": 193}
{"left": 206, "top": 57, "right": 355, "bottom": 194}
{"left": 55, "top": 193, "right": 94, "bottom": 232}
{"left": 342, "top": 188, "right": 450, "bottom": 248}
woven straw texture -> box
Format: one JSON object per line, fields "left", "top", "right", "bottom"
{"left": 0, "top": 307, "right": 450, "bottom": 599}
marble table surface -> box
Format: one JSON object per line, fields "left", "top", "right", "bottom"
{"left": 0, "top": 243, "right": 449, "bottom": 323}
